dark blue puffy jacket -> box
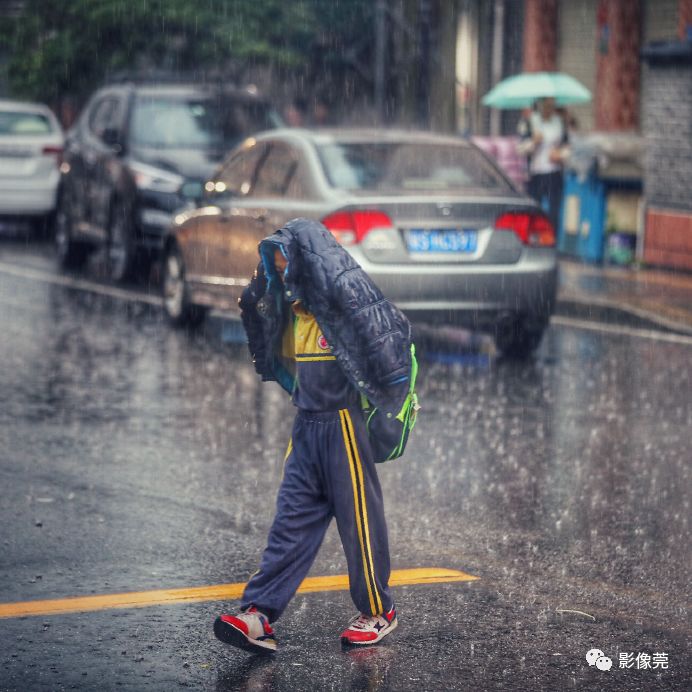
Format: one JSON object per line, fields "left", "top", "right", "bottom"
{"left": 239, "top": 218, "right": 412, "bottom": 416}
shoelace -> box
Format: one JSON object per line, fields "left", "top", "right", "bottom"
{"left": 243, "top": 608, "right": 274, "bottom": 635}
{"left": 349, "top": 613, "right": 379, "bottom": 630}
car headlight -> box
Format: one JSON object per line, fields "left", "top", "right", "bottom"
{"left": 130, "top": 161, "right": 184, "bottom": 194}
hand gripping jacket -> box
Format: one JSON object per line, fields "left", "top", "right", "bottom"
{"left": 239, "top": 218, "right": 419, "bottom": 462}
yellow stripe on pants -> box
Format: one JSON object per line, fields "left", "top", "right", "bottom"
{"left": 343, "top": 409, "right": 383, "bottom": 615}
{"left": 281, "top": 437, "right": 293, "bottom": 480}
{"left": 283, "top": 438, "right": 293, "bottom": 462}
{"left": 339, "top": 410, "right": 381, "bottom": 615}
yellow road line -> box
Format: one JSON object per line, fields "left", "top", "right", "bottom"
{"left": 0, "top": 567, "right": 478, "bottom": 619}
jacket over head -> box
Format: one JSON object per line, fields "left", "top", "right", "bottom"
{"left": 239, "top": 218, "right": 412, "bottom": 416}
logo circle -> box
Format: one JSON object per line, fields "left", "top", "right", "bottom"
{"left": 317, "top": 334, "right": 329, "bottom": 350}
{"left": 596, "top": 656, "right": 612, "bottom": 672}
{"left": 586, "top": 649, "right": 604, "bottom": 666}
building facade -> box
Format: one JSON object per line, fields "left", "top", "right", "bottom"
{"left": 451, "top": 0, "right": 691, "bottom": 270}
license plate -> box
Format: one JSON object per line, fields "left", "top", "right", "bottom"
{"left": 406, "top": 228, "right": 477, "bottom": 253}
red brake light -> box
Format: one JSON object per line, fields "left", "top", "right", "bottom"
{"left": 42, "top": 145, "right": 63, "bottom": 166}
{"left": 322, "top": 210, "right": 394, "bottom": 245}
{"left": 495, "top": 211, "right": 555, "bottom": 247}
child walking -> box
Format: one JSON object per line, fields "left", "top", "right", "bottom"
{"left": 213, "top": 218, "right": 415, "bottom": 654}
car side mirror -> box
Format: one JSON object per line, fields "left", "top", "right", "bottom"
{"left": 102, "top": 127, "right": 123, "bottom": 152}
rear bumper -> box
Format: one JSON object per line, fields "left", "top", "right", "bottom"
{"left": 352, "top": 248, "right": 558, "bottom": 330}
{"left": 0, "top": 177, "right": 59, "bottom": 216}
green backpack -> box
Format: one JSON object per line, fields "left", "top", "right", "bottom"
{"left": 362, "top": 344, "right": 420, "bottom": 463}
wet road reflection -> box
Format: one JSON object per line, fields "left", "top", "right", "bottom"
{"left": 0, "top": 248, "right": 689, "bottom": 690}
{"left": 402, "top": 328, "right": 690, "bottom": 599}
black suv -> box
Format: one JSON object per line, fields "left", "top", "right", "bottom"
{"left": 55, "top": 80, "right": 282, "bottom": 281}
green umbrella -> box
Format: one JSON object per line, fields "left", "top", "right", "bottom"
{"left": 482, "top": 72, "right": 591, "bottom": 109}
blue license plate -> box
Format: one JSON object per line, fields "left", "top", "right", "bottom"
{"left": 406, "top": 228, "right": 477, "bottom": 253}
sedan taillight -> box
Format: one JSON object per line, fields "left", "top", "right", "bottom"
{"left": 42, "top": 145, "right": 63, "bottom": 166}
{"left": 494, "top": 211, "right": 555, "bottom": 247}
{"left": 322, "top": 210, "right": 394, "bottom": 246}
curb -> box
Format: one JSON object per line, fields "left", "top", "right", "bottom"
{"left": 207, "top": 302, "right": 692, "bottom": 346}
{"left": 555, "top": 296, "right": 692, "bottom": 336}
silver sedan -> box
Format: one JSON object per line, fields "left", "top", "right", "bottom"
{"left": 162, "top": 129, "right": 557, "bottom": 356}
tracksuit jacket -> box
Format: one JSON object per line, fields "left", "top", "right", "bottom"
{"left": 238, "top": 218, "right": 412, "bottom": 621}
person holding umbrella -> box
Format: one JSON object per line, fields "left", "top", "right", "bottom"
{"left": 483, "top": 72, "right": 591, "bottom": 232}
{"left": 517, "top": 96, "right": 570, "bottom": 231}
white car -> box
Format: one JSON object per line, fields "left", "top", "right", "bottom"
{"left": 0, "top": 99, "right": 64, "bottom": 227}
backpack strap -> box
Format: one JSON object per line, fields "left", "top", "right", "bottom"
{"left": 395, "top": 344, "right": 420, "bottom": 424}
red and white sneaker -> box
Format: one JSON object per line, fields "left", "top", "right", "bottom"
{"left": 213, "top": 606, "right": 277, "bottom": 655}
{"left": 340, "top": 606, "right": 398, "bottom": 646}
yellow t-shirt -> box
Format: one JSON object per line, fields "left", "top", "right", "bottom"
{"left": 286, "top": 302, "right": 357, "bottom": 411}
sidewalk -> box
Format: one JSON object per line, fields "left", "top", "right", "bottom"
{"left": 556, "top": 258, "right": 692, "bottom": 335}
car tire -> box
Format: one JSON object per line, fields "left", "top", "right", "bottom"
{"left": 55, "top": 192, "right": 88, "bottom": 270}
{"left": 495, "top": 319, "right": 546, "bottom": 359}
{"left": 162, "top": 243, "right": 207, "bottom": 328}
{"left": 107, "top": 201, "right": 137, "bottom": 283}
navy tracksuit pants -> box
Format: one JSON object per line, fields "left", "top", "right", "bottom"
{"left": 241, "top": 407, "right": 393, "bottom": 622}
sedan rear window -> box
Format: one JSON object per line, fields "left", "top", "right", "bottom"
{"left": 0, "top": 112, "right": 53, "bottom": 135}
{"left": 317, "top": 141, "right": 513, "bottom": 193}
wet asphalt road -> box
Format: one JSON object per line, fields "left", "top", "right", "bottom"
{"left": 0, "top": 242, "right": 690, "bottom": 691}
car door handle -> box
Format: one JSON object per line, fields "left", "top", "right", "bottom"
{"left": 251, "top": 210, "right": 268, "bottom": 223}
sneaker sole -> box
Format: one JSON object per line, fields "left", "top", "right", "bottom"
{"left": 341, "top": 617, "right": 398, "bottom": 647}
{"left": 213, "top": 616, "right": 276, "bottom": 655}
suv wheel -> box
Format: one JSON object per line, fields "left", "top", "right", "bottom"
{"left": 55, "top": 192, "right": 88, "bottom": 269}
{"left": 107, "top": 201, "right": 136, "bottom": 282}
{"left": 495, "top": 319, "right": 546, "bottom": 359}
{"left": 162, "top": 243, "right": 206, "bottom": 327}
